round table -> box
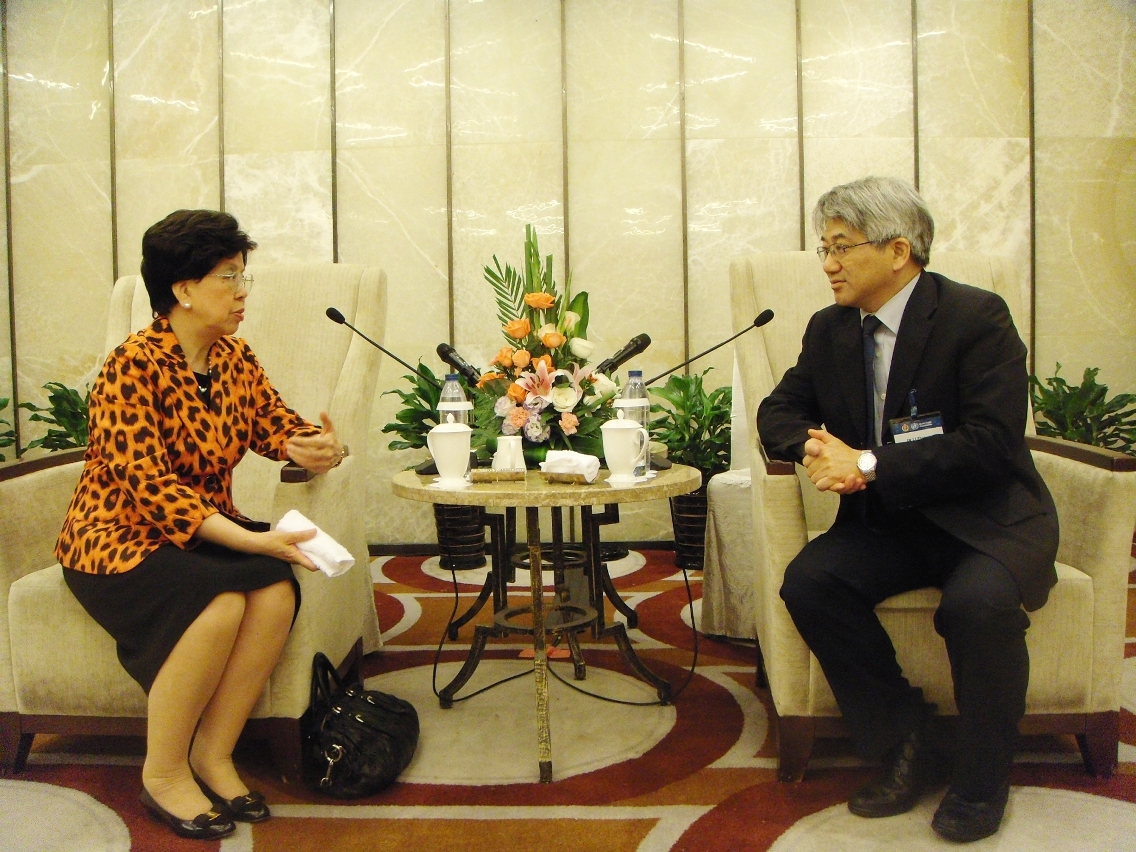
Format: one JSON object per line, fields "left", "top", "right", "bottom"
{"left": 391, "top": 464, "right": 701, "bottom": 782}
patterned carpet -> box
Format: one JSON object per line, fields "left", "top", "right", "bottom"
{"left": 5, "top": 548, "right": 1136, "bottom": 851}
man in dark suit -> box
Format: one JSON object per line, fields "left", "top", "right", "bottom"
{"left": 758, "top": 176, "right": 1058, "bottom": 843}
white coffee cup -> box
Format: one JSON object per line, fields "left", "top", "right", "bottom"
{"left": 427, "top": 421, "right": 472, "bottom": 487}
{"left": 492, "top": 434, "right": 525, "bottom": 471}
{"left": 601, "top": 417, "right": 649, "bottom": 483}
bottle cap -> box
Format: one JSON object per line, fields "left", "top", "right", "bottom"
{"left": 445, "top": 374, "right": 459, "bottom": 381}
{"left": 628, "top": 370, "right": 642, "bottom": 377}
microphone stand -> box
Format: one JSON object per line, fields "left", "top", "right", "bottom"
{"left": 644, "top": 312, "right": 773, "bottom": 386}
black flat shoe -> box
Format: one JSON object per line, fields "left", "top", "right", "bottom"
{"left": 932, "top": 783, "right": 1010, "bottom": 843}
{"left": 139, "top": 786, "right": 235, "bottom": 840}
{"left": 195, "top": 776, "right": 272, "bottom": 823}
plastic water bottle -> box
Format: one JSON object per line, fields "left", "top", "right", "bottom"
{"left": 438, "top": 374, "right": 471, "bottom": 426}
{"left": 437, "top": 374, "right": 473, "bottom": 478}
{"left": 621, "top": 369, "right": 650, "bottom": 477}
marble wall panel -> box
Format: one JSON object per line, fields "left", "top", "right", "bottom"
{"left": 0, "top": 30, "right": 10, "bottom": 408}
{"left": 449, "top": 1, "right": 564, "bottom": 369}
{"left": 684, "top": 0, "right": 799, "bottom": 389}
{"left": 916, "top": 0, "right": 1032, "bottom": 331}
{"left": 113, "top": 0, "right": 220, "bottom": 277}
{"left": 8, "top": 0, "right": 114, "bottom": 444}
{"left": 1034, "top": 0, "right": 1136, "bottom": 394}
{"left": 223, "top": 0, "right": 332, "bottom": 260}
{"left": 683, "top": 0, "right": 798, "bottom": 140}
{"left": 566, "top": 0, "right": 680, "bottom": 142}
{"left": 336, "top": 0, "right": 449, "bottom": 544}
{"left": 335, "top": 0, "right": 446, "bottom": 149}
{"left": 800, "top": 0, "right": 914, "bottom": 208}
{"left": 916, "top": 0, "right": 1029, "bottom": 139}
{"left": 1033, "top": 0, "right": 1136, "bottom": 139}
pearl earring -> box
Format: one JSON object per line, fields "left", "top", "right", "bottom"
{"left": 183, "top": 302, "right": 191, "bottom": 309}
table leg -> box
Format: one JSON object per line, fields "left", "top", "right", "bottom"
{"left": 446, "top": 510, "right": 509, "bottom": 640}
{"left": 580, "top": 504, "right": 672, "bottom": 704}
{"left": 528, "top": 506, "right": 553, "bottom": 782}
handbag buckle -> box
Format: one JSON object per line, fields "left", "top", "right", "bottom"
{"left": 319, "top": 743, "right": 345, "bottom": 788}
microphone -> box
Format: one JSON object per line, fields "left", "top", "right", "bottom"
{"left": 593, "top": 333, "right": 652, "bottom": 376}
{"left": 644, "top": 310, "right": 774, "bottom": 385}
{"left": 436, "top": 343, "right": 483, "bottom": 387}
{"left": 325, "top": 307, "right": 441, "bottom": 388}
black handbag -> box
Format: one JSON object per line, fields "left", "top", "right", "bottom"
{"left": 301, "top": 652, "right": 419, "bottom": 798}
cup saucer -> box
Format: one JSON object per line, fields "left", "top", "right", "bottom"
{"left": 429, "top": 478, "right": 471, "bottom": 490}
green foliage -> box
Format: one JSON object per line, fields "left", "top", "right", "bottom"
{"left": 649, "top": 368, "right": 732, "bottom": 479}
{"left": 18, "top": 382, "right": 90, "bottom": 451}
{"left": 381, "top": 362, "right": 447, "bottom": 451}
{"left": 1030, "top": 364, "right": 1136, "bottom": 456}
{"left": 0, "top": 396, "right": 16, "bottom": 462}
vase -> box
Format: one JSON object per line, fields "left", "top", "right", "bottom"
{"left": 433, "top": 504, "right": 487, "bottom": 570}
{"left": 669, "top": 488, "right": 708, "bottom": 570}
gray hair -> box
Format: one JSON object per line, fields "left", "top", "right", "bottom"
{"left": 812, "top": 176, "right": 934, "bottom": 266}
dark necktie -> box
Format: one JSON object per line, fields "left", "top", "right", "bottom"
{"left": 862, "top": 315, "right": 883, "bottom": 446}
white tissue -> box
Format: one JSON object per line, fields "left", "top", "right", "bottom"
{"left": 276, "top": 510, "right": 355, "bottom": 577}
{"left": 539, "top": 450, "right": 601, "bottom": 483}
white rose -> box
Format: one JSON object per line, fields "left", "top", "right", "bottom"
{"left": 549, "top": 385, "right": 580, "bottom": 412}
{"left": 537, "top": 323, "right": 559, "bottom": 339}
{"left": 590, "top": 372, "right": 618, "bottom": 398}
{"left": 568, "top": 337, "right": 595, "bottom": 359}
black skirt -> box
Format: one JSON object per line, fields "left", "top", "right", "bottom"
{"left": 64, "top": 541, "right": 301, "bottom": 693}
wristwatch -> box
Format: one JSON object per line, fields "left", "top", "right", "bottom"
{"left": 857, "top": 450, "right": 877, "bottom": 482}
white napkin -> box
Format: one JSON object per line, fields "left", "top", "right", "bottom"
{"left": 276, "top": 509, "right": 355, "bottom": 577}
{"left": 539, "top": 450, "right": 601, "bottom": 483}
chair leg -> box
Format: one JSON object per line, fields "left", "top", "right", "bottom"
{"left": 0, "top": 713, "right": 24, "bottom": 774}
{"left": 1076, "top": 711, "right": 1118, "bottom": 778}
{"left": 755, "top": 641, "right": 768, "bottom": 690}
{"left": 777, "top": 715, "right": 815, "bottom": 782}
{"left": 260, "top": 717, "right": 303, "bottom": 785}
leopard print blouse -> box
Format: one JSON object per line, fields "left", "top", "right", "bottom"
{"left": 55, "top": 315, "right": 320, "bottom": 574}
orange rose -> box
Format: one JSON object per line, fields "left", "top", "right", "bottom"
{"left": 507, "top": 382, "right": 528, "bottom": 403}
{"left": 476, "top": 371, "right": 504, "bottom": 388}
{"left": 524, "top": 291, "right": 556, "bottom": 310}
{"left": 541, "top": 330, "right": 566, "bottom": 349}
{"left": 512, "top": 348, "right": 531, "bottom": 369}
{"left": 503, "top": 317, "right": 531, "bottom": 340}
{"left": 533, "top": 354, "right": 553, "bottom": 373}
{"left": 491, "top": 346, "right": 515, "bottom": 368}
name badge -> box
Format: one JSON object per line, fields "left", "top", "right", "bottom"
{"left": 889, "top": 412, "right": 944, "bottom": 443}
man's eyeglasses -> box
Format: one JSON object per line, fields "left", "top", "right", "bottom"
{"left": 208, "top": 271, "right": 254, "bottom": 294}
{"left": 815, "top": 240, "right": 874, "bottom": 261}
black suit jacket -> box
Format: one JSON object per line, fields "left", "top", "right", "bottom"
{"left": 757, "top": 270, "right": 1058, "bottom": 611}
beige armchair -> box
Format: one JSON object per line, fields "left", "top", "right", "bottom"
{"left": 730, "top": 250, "right": 1136, "bottom": 782}
{"left": 1, "top": 262, "right": 386, "bottom": 781}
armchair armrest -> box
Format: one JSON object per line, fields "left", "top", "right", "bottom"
{"left": 759, "top": 441, "right": 796, "bottom": 476}
{"left": 1027, "top": 435, "right": 1136, "bottom": 472}
{"left": 280, "top": 461, "right": 316, "bottom": 483}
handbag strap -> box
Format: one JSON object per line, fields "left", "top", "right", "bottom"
{"left": 309, "top": 651, "right": 345, "bottom": 714}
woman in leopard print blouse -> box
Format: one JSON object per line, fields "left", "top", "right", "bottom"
{"left": 57, "top": 210, "right": 345, "bottom": 840}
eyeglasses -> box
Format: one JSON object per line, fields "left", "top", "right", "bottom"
{"left": 207, "top": 271, "right": 254, "bottom": 294}
{"left": 815, "top": 240, "right": 874, "bottom": 261}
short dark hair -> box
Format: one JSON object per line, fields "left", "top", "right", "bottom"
{"left": 140, "top": 210, "right": 257, "bottom": 315}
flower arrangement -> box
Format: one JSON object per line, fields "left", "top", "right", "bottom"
{"left": 472, "top": 225, "right": 618, "bottom": 465}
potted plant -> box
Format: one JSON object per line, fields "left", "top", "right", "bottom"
{"left": 18, "top": 381, "right": 90, "bottom": 451}
{"left": 382, "top": 363, "right": 487, "bottom": 570}
{"left": 1030, "top": 364, "right": 1136, "bottom": 456}
{"left": 1030, "top": 363, "right": 1136, "bottom": 557}
{"left": 649, "top": 368, "right": 732, "bottom": 569}
{"left": 0, "top": 396, "right": 16, "bottom": 462}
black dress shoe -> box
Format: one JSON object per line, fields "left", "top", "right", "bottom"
{"left": 932, "top": 783, "right": 1010, "bottom": 843}
{"left": 195, "top": 776, "right": 272, "bottom": 823}
{"left": 848, "top": 708, "right": 936, "bottom": 819}
{"left": 139, "top": 786, "right": 236, "bottom": 840}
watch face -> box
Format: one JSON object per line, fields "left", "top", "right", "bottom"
{"left": 858, "top": 452, "right": 875, "bottom": 473}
